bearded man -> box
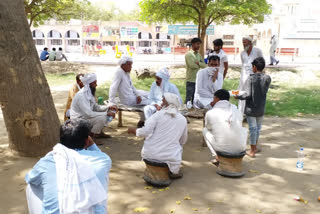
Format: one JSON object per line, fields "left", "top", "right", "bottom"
{"left": 70, "top": 73, "right": 117, "bottom": 140}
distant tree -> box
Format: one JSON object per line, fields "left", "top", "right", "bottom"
{"left": 140, "top": 0, "right": 272, "bottom": 55}
{"left": 1, "top": 0, "right": 60, "bottom": 156}
{"left": 24, "top": 0, "right": 88, "bottom": 27}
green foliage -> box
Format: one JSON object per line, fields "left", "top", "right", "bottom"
{"left": 24, "top": 0, "right": 88, "bottom": 27}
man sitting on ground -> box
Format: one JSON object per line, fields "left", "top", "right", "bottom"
{"left": 25, "top": 119, "right": 112, "bottom": 214}
{"left": 144, "top": 67, "right": 182, "bottom": 120}
{"left": 40, "top": 47, "right": 49, "bottom": 61}
{"left": 70, "top": 73, "right": 117, "bottom": 140}
{"left": 48, "top": 47, "right": 56, "bottom": 61}
{"left": 64, "top": 73, "right": 84, "bottom": 121}
{"left": 56, "top": 47, "right": 68, "bottom": 61}
{"left": 194, "top": 55, "right": 223, "bottom": 109}
{"left": 203, "top": 89, "right": 247, "bottom": 166}
{"left": 109, "top": 55, "right": 148, "bottom": 127}
{"left": 128, "top": 93, "right": 188, "bottom": 178}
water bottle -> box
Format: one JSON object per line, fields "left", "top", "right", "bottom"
{"left": 186, "top": 101, "right": 192, "bottom": 109}
{"left": 106, "top": 110, "right": 116, "bottom": 123}
{"left": 296, "top": 148, "right": 304, "bottom": 171}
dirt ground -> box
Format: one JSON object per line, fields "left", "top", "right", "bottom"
{"left": 1, "top": 70, "right": 320, "bottom": 214}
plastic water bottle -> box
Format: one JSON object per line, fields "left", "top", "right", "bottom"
{"left": 186, "top": 101, "right": 192, "bottom": 109}
{"left": 106, "top": 110, "right": 116, "bottom": 123}
{"left": 296, "top": 148, "right": 304, "bottom": 171}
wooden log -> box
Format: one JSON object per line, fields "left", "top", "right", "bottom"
{"left": 143, "top": 159, "right": 171, "bottom": 187}
{"left": 216, "top": 151, "right": 246, "bottom": 178}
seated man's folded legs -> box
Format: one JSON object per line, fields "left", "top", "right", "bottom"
{"left": 144, "top": 105, "right": 157, "bottom": 120}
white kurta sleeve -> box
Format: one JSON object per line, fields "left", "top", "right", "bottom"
{"left": 136, "top": 113, "right": 158, "bottom": 138}
{"left": 195, "top": 72, "right": 207, "bottom": 97}
{"left": 169, "top": 84, "right": 183, "bottom": 104}
{"left": 179, "top": 124, "right": 188, "bottom": 145}
{"left": 109, "top": 70, "right": 122, "bottom": 104}
{"left": 92, "top": 103, "right": 109, "bottom": 112}
{"left": 148, "top": 82, "right": 158, "bottom": 105}
{"left": 78, "top": 98, "right": 107, "bottom": 118}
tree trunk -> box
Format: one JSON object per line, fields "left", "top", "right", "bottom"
{"left": 0, "top": 0, "right": 60, "bottom": 157}
{"left": 199, "top": 24, "right": 207, "bottom": 57}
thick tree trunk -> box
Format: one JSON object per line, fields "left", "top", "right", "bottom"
{"left": 0, "top": 0, "right": 60, "bottom": 156}
{"left": 199, "top": 25, "right": 207, "bottom": 57}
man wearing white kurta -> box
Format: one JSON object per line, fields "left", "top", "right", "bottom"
{"left": 70, "top": 73, "right": 117, "bottom": 139}
{"left": 238, "top": 36, "right": 263, "bottom": 114}
{"left": 269, "top": 35, "right": 279, "bottom": 65}
{"left": 128, "top": 93, "right": 188, "bottom": 176}
{"left": 208, "top": 39, "right": 229, "bottom": 80}
{"left": 109, "top": 56, "right": 148, "bottom": 106}
{"left": 203, "top": 89, "right": 247, "bottom": 165}
{"left": 144, "top": 67, "right": 182, "bottom": 120}
{"left": 194, "top": 55, "right": 223, "bottom": 109}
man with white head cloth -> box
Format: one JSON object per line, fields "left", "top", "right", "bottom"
{"left": 128, "top": 93, "right": 188, "bottom": 177}
{"left": 239, "top": 36, "right": 263, "bottom": 114}
{"left": 144, "top": 67, "right": 182, "bottom": 120}
{"left": 70, "top": 73, "right": 117, "bottom": 140}
{"left": 109, "top": 55, "right": 149, "bottom": 126}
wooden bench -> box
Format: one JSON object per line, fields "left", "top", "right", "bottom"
{"left": 276, "top": 48, "right": 299, "bottom": 61}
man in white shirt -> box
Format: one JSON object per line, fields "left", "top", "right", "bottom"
{"left": 193, "top": 55, "right": 223, "bottom": 109}
{"left": 128, "top": 93, "right": 188, "bottom": 177}
{"left": 70, "top": 73, "right": 117, "bottom": 141}
{"left": 56, "top": 47, "right": 68, "bottom": 61}
{"left": 208, "top": 39, "right": 228, "bottom": 80}
{"left": 269, "top": 35, "right": 279, "bottom": 66}
{"left": 238, "top": 36, "right": 263, "bottom": 114}
{"left": 144, "top": 67, "right": 182, "bottom": 120}
{"left": 109, "top": 56, "right": 148, "bottom": 126}
{"left": 203, "top": 89, "right": 247, "bottom": 165}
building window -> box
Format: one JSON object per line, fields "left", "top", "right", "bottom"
{"left": 223, "top": 35, "right": 234, "bottom": 40}
{"left": 33, "top": 39, "right": 45, "bottom": 45}
{"left": 138, "top": 41, "right": 152, "bottom": 47}
{"left": 157, "top": 41, "right": 170, "bottom": 48}
{"left": 120, "top": 41, "right": 134, "bottom": 46}
{"left": 51, "top": 39, "right": 62, "bottom": 45}
{"left": 224, "top": 41, "right": 234, "bottom": 46}
{"left": 102, "top": 41, "right": 116, "bottom": 46}
{"left": 67, "top": 40, "right": 80, "bottom": 46}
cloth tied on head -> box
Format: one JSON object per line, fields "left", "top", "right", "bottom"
{"left": 80, "top": 73, "right": 97, "bottom": 101}
{"left": 52, "top": 143, "right": 107, "bottom": 213}
{"left": 156, "top": 67, "right": 171, "bottom": 92}
{"left": 163, "top": 92, "right": 181, "bottom": 117}
{"left": 118, "top": 55, "right": 133, "bottom": 65}
{"left": 243, "top": 36, "right": 253, "bottom": 42}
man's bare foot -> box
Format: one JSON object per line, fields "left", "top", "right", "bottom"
{"left": 211, "top": 159, "right": 219, "bottom": 167}
{"left": 246, "top": 150, "right": 256, "bottom": 158}
{"left": 92, "top": 132, "right": 111, "bottom": 139}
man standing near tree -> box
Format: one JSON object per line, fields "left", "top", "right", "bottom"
{"left": 185, "top": 38, "right": 207, "bottom": 105}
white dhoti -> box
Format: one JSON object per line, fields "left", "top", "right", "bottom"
{"left": 203, "top": 128, "right": 217, "bottom": 157}
{"left": 194, "top": 97, "right": 213, "bottom": 109}
{"left": 87, "top": 115, "right": 108, "bottom": 134}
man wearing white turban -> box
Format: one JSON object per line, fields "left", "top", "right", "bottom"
{"left": 239, "top": 36, "right": 263, "bottom": 114}
{"left": 109, "top": 56, "right": 149, "bottom": 126}
{"left": 144, "top": 67, "right": 182, "bottom": 120}
{"left": 194, "top": 55, "right": 223, "bottom": 109}
{"left": 128, "top": 93, "right": 188, "bottom": 177}
{"left": 70, "top": 73, "right": 117, "bottom": 140}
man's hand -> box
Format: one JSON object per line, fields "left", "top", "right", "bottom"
{"left": 107, "top": 111, "right": 116, "bottom": 118}
{"left": 234, "top": 95, "right": 239, "bottom": 100}
{"left": 128, "top": 127, "right": 137, "bottom": 135}
{"left": 212, "top": 69, "right": 219, "bottom": 82}
{"left": 195, "top": 61, "right": 200, "bottom": 66}
{"left": 109, "top": 105, "right": 118, "bottom": 112}
{"left": 84, "top": 136, "right": 95, "bottom": 149}
{"left": 136, "top": 96, "right": 142, "bottom": 104}
{"left": 210, "top": 101, "right": 215, "bottom": 107}
{"left": 154, "top": 104, "right": 162, "bottom": 111}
